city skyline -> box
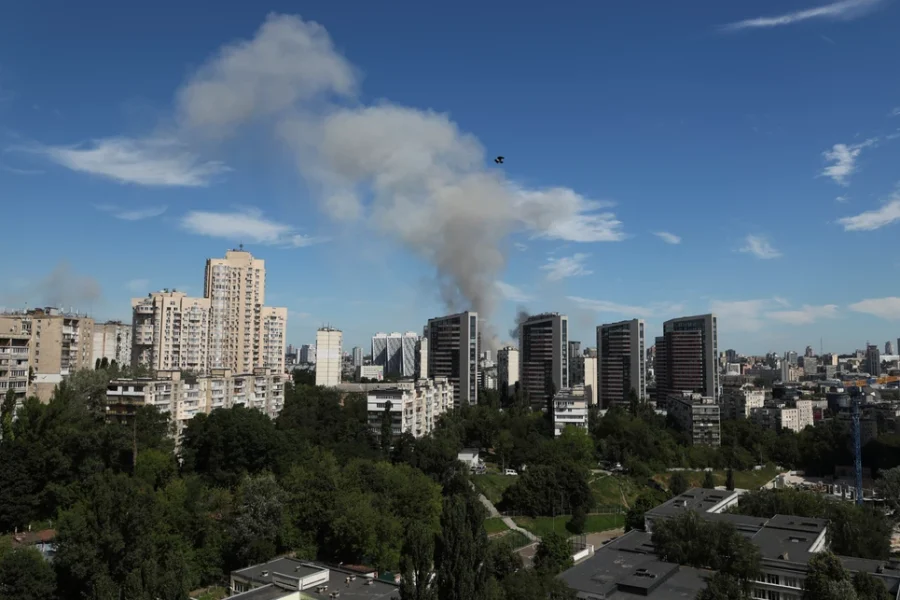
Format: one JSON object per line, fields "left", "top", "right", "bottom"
{"left": 2, "top": 1, "right": 900, "bottom": 354}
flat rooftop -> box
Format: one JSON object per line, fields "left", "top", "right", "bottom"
{"left": 559, "top": 530, "right": 710, "bottom": 599}
{"left": 231, "top": 559, "right": 400, "bottom": 600}
{"left": 233, "top": 557, "right": 325, "bottom": 585}
{"left": 644, "top": 488, "right": 737, "bottom": 520}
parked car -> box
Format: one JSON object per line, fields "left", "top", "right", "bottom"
{"left": 504, "top": 469, "right": 518, "bottom": 476}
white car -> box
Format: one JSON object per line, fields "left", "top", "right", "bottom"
{"left": 504, "top": 469, "right": 518, "bottom": 476}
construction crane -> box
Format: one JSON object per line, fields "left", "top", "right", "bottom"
{"left": 852, "top": 395, "right": 863, "bottom": 506}
{"left": 841, "top": 375, "right": 900, "bottom": 388}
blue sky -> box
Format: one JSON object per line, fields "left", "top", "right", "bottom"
{"left": 1, "top": 0, "right": 899, "bottom": 355}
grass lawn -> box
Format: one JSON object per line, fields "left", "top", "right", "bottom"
{"left": 484, "top": 517, "right": 510, "bottom": 535}
{"left": 652, "top": 465, "right": 781, "bottom": 492}
{"left": 495, "top": 530, "right": 533, "bottom": 550}
{"left": 590, "top": 474, "right": 646, "bottom": 509}
{"left": 472, "top": 473, "right": 516, "bottom": 505}
{"left": 190, "top": 586, "right": 227, "bottom": 600}
{"left": 515, "top": 513, "right": 624, "bottom": 538}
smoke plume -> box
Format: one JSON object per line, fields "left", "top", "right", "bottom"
{"left": 509, "top": 307, "right": 532, "bottom": 345}
{"left": 34, "top": 14, "right": 628, "bottom": 328}
{"left": 1, "top": 262, "right": 102, "bottom": 312}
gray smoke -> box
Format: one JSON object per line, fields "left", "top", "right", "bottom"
{"left": 2, "top": 261, "right": 102, "bottom": 312}
{"left": 128, "top": 14, "right": 623, "bottom": 328}
{"left": 509, "top": 307, "right": 531, "bottom": 344}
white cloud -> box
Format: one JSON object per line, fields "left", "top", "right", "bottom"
{"left": 739, "top": 234, "right": 782, "bottom": 259}
{"left": 849, "top": 297, "right": 900, "bottom": 320}
{"left": 0, "top": 163, "right": 44, "bottom": 175}
{"left": 95, "top": 204, "right": 167, "bottom": 221}
{"left": 821, "top": 138, "right": 877, "bottom": 186}
{"left": 721, "top": 0, "right": 885, "bottom": 31}
{"left": 837, "top": 191, "right": 900, "bottom": 231}
{"left": 125, "top": 278, "right": 150, "bottom": 293}
{"left": 495, "top": 281, "right": 533, "bottom": 303}
{"left": 768, "top": 304, "right": 839, "bottom": 325}
{"left": 653, "top": 231, "right": 681, "bottom": 244}
{"left": 541, "top": 254, "right": 592, "bottom": 281}
{"left": 890, "top": 107, "right": 900, "bottom": 117}
{"left": 29, "top": 137, "right": 229, "bottom": 187}
{"left": 516, "top": 189, "right": 624, "bottom": 242}
{"left": 712, "top": 298, "right": 839, "bottom": 331}
{"left": 835, "top": 195, "right": 849, "bottom": 203}
{"left": 180, "top": 208, "right": 328, "bottom": 248}
{"left": 568, "top": 296, "right": 683, "bottom": 319}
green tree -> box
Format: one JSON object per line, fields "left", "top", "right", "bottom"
{"left": 697, "top": 572, "right": 750, "bottom": 600}
{"left": 435, "top": 493, "right": 488, "bottom": 600}
{"left": 853, "top": 571, "right": 892, "bottom": 600}
{"left": 803, "top": 552, "right": 858, "bottom": 600}
{"left": 99, "top": 357, "right": 109, "bottom": 369}
{"left": 725, "top": 467, "right": 735, "bottom": 491}
{"left": 567, "top": 505, "right": 587, "bottom": 535}
{"left": 669, "top": 471, "right": 689, "bottom": 496}
{"left": 533, "top": 532, "right": 573, "bottom": 575}
{"left": 500, "top": 568, "right": 577, "bottom": 599}
{"left": 399, "top": 521, "right": 437, "bottom": 600}
{"left": 625, "top": 489, "right": 667, "bottom": 532}
{"left": 229, "top": 472, "right": 286, "bottom": 567}
{"left": 702, "top": 470, "right": 716, "bottom": 489}
{"left": 0, "top": 546, "right": 56, "bottom": 600}
{"left": 0, "top": 388, "right": 15, "bottom": 443}
{"left": 875, "top": 466, "right": 900, "bottom": 516}
{"left": 381, "top": 400, "right": 394, "bottom": 458}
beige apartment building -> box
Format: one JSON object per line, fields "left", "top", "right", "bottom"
{"left": 0, "top": 308, "right": 94, "bottom": 402}
{"left": 92, "top": 320, "right": 132, "bottom": 367}
{"left": 315, "top": 327, "right": 343, "bottom": 387}
{"left": 0, "top": 317, "right": 31, "bottom": 406}
{"left": 105, "top": 367, "right": 285, "bottom": 443}
{"left": 205, "top": 249, "right": 288, "bottom": 374}
{"left": 131, "top": 290, "right": 211, "bottom": 373}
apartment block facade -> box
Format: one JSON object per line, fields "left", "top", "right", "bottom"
{"left": 366, "top": 377, "right": 453, "bottom": 439}
{"left": 371, "top": 331, "right": 419, "bottom": 378}
{"left": 597, "top": 319, "right": 646, "bottom": 408}
{"left": 426, "top": 311, "right": 479, "bottom": 407}
{"left": 315, "top": 327, "right": 343, "bottom": 387}
{"left": 518, "top": 313, "right": 568, "bottom": 409}
{"left": 497, "top": 346, "right": 519, "bottom": 392}
{"left": 92, "top": 321, "right": 132, "bottom": 367}
{"left": 0, "top": 316, "right": 31, "bottom": 406}
{"left": 105, "top": 367, "right": 285, "bottom": 442}
{"left": 667, "top": 391, "right": 721, "bottom": 446}
{"left": 552, "top": 385, "right": 588, "bottom": 437}
{"left": 654, "top": 314, "right": 719, "bottom": 407}
{"left": 131, "top": 291, "right": 211, "bottom": 373}
{"left": 0, "top": 308, "right": 94, "bottom": 402}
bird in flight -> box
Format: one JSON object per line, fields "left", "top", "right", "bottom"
{"left": 494, "top": 156, "right": 504, "bottom": 164}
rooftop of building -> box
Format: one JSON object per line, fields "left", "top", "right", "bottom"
{"left": 644, "top": 488, "right": 737, "bottom": 520}
{"left": 559, "top": 530, "right": 710, "bottom": 599}
{"left": 233, "top": 557, "right": 324, "bottom": 585}
{"left": 231, "top": 558, "right": 400, "bottom": 600}
{"left": 0, "top": 307, "right": 92, "bottom": 318}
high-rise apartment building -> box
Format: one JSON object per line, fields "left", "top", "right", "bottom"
{"left": 92, "top": 321, "right": 132, "bottom": 367}
{"left": 0, "top": 308, "right": 94, "bottom": 402}
{"left": 352, "top": 346, "right": 363, "bottom": 367}
{"left": 299, "top": 344, "right": 316, "bottom": 364}
{"left": 597, "top": 319, "right": 646, "bottom": 408}
{"left": 315, "top": 327, "right": 343, "bottom": 387}
{"left": 654, "top": 314, "right": 718, "bottom": 406}
{"left": 886, "top": 341, "right": 894, "bottom": 356}
{"left": 371, "top": 332, "right": 419, "bottom": 378}
{"left": 866, "top": 344, "right": 882, "bottom": 377}
{"left": 583, "top": 355, "right": 597, "bottom": 406}
{"left": 204, "top": 249, "right": 287, "bottom": 374}
{"left": 131, "top": 291, "right": 211, "bottom": 373}
{"left": 519, "top": 313, "right": 568, "bottom": 409}
{"left": 426, "top": 311, "right": 479, "bottom": 407}
{"left": 0, "top": 316, "right": 31, "bottom": 407}
{"left": 497, "top": 346, "right": 519, "bottom": 393}
{"left": 416, "top": 338, "right": 428, "bottom": 379}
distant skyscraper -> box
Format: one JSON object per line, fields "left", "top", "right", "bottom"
{"left": 427, "top": 312, "right": 479, "bottom": 407}
{"left": 804, "top": 345, "right": 815, "bottom": 358}
{"left": 519, "top": 313, "right": 569, "bottom": 409}
{"left": 725, "top": 349, "right": 738, "bottom": 363}
{"left": 299, "top": 344, "right": 316, "bottom": 364}
{"left": 315, "top": 328, "right": 343, "bottom": 387}
{"left": 886, "top": 341, "right": 894, "bottom": 356}
{"left": 866, "top": 344, "right": 882, "bottom": 377}
{"left": 371, "top": 332, "right": 419, "bottom": 377}
{"left": 416, "top": 337, "right": 428, "bottom": 379}
{"left": 597, "top": 319, "right": 646, "bottom": 408}
{"left": 352, "top": 346, "right": 363, "bottom": 367}
{"left": 654, "top": 314, "right": 718, "bottom": 406}
{"left": 497, "top": 346, "right": 519, "bottom": 392}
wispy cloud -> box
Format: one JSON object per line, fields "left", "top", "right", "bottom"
{"left": 821, "top": 138, "right": 877, "bottom": 186}
{"left": 849, "top": 297, "right": 900, "bottom": 320}
{"left": 541, "top": 253, "right": 592, "bottom": 281}
{"left": 820, "top": 34, "right": 837, "bottom": 44}
{"left": 513, "top": 242, "right": 528, "bottom": 252}
{"left": 0, "top": 163, "right": 44, "bottom": 175}
{"left": 837, "top": 189, "right": 900, "bottom": 231}
{"left": 739, "top": 234, "right": 782, "bottom": 259}
{"left": 835, "top": 195, "right": 850, "bottom": 203}
{"left": 517, "top": 190, "right": 625, "bottom": 243}
{"left": 94, "top": 204, "right": 167, "bottom": 221}
{"left": 568, "top": 296, "right": 683, "bottom": 319}
{"left": 889, "top": 107, "right": 900, "bottom": 118}
{"left": 721, "top": 0, "right": 885, "bottom": 31}
{"left": 653, "top": 231, "right": 682, "bottom": 245}
{"left": 180, "top": 207, "right": 328, "bottom": 248}
{"left": 125, "top": 278, "right": 150, "bottom": 293}
{"left": 768, "top": 304, "right": 839, "bottom": 325}
{"left": 24, "top": 137, "right": 230, "bottom": 187}
{"left": 495, "top": 281, "right": 533, "bottom": 303}
{"left": 711, "top": 298, "right": 838, "bottom": 331}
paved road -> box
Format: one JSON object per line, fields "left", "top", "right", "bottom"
{"left": 470, "top": 481, "right": 539, "bottom": 545}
